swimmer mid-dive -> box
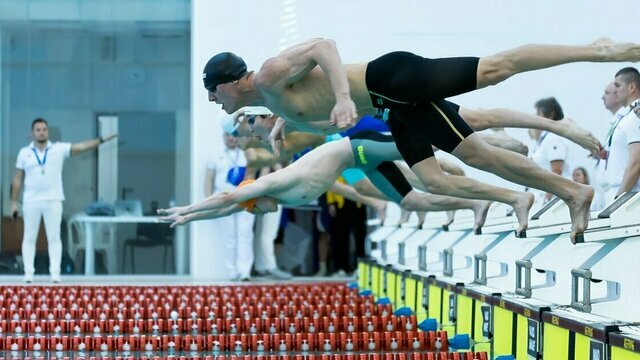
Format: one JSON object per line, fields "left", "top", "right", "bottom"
{"left": 159, "top": 134, "right": 494, "bottom": 232}
{"left": 203, "top": 38, "right": 640, "bottom": 241}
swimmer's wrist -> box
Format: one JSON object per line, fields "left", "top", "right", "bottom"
{"left": 336, "top": 92, "right": 351, "bottom": 101}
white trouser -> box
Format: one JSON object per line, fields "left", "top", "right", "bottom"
{"left": 22, "top": 200, "right": 63, "bottom": 276}
{"left": 591, "top": 163, "right": 608, "bottom": 211}
{"left": 253, "top": 205, "right": 282, "bottom": 272}
{"left": 217, "top": 211, "right": 255, "bottom": 279}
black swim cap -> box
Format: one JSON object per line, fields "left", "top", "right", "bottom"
{"left": 202, "top": 52, "right": 248, "bottom": 92}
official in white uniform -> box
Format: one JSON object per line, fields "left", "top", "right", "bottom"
{"left": 602, "top": 68, "right": 640, "bottom": 203}
{"left": 205, "top": 129, "right": 255, "bottom": 281}
{"left": 11, "top": 118, "right": 117, "bottom": 283}
{"left": 221, "top": 107, "right": 292, "bottom": 280}
{"left": 592, "top": 82, "right": 626, "bottom": 211}
{"left": 252, "top": 171, "right": 291, "bottom": 280}
{"left": 529, "top": 97, "right": 570, "bottom": 203}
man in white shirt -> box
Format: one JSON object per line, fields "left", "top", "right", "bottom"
{"left": 592, "top": 82, "right": 626, "bottom": 210}
{"left": 205, "top": 131, "right": 255, "bottom": 281}
{"left": 11, "top": 118, "right": 117, "bottom": 283}
{"left": 529, "top": 97, "right": 570, "bottom": 203}
{"left": 604, "top": 67, "right": 640, "bottom": 202}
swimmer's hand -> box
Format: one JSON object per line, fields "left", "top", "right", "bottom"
{"left": 269, "top": 117, "right": 287, "bottom": 156}
{"left": 331, "top": 98, "right": 358, "bottom": 129}
{"left": 157, "top": 206, "right": 187, "bottom": 216}
{"left": 158, "top": 214, "right": 189, "bottom": 228}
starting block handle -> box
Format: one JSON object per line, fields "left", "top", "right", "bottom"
{"left": 380, "top": 240, "right": 387, "bottom": 261}
{"left": 418, "top": 244, "right": 427, "bottom": 271}
{"left": 474, "top": 254, "right": 487, "bottom": 285}
{"left": 443, "top": 248, "right": 454, "bottom": 276}
{"left": 514, "top": 260, "right": 532, "bottom": 298}
{"left": 398, "top": 243, "right": 405, "bottom": 265}
{"left": 570, "top": 268, "right": 592, "bottom": 313}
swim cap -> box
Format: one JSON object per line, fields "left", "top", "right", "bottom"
{"left": 221, "top": 112, "right": 240, "bottom": 136}
{"left": 202, "top": 52, "right": 247, "bottom": 92}
{"left": 244, "top": 106, "right": 273, "bottom": 116}
{"left": 237, "top": 179, "right": 257, "bottom": 212}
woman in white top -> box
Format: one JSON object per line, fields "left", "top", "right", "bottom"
{"left": 529, "top": 97, "right": 570, "bottom": 203}
{"left": 204, "top": 132, "right": 255, "bottom": 281}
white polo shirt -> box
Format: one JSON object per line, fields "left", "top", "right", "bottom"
{"left": 207, "top": 147, "right": 248, "bottom": 193}
{"left": 16, "top": 141, "right": 72, "bottom": 202}
{"left": 530, "top": 131, "right": 570, "bottom": 177}
{"left": 528, "top": 131, "right": 570, "bottom": 203}
{"left": 604, "top": 102, "right": 640, "bottom": 193}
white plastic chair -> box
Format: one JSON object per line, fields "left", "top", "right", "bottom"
{"left": 66, "top": 214, "right": 118, "bottom": 274}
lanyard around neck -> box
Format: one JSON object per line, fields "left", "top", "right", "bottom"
{"left": 537, "top": 131, "right": 548, "bottom": 145}
{"left": 32, "top": 146, "right": 49, "bottom": 167}
{"left": 605, "top": 103, "right": 638, "bottom": 170}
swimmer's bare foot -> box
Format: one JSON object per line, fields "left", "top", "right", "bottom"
{"left": 374, "top": 201, "right": 387, "bottom": 225}
{"left": 593, "top": 37, "right": 640, "bottom": 62}
{"left": 416, "top": 211, "right": 427, "bottom": 228}
{"left": 567, "top": 184, "right": 595, "bottom": 244}
{"left": 555, "top": 118, "right": 601, "bottom": 154}
{"left": 442, "top": 210, "right": 456, "bottom": 229}
{"left": 472, "top": 201, "right": 492, "bottom": 233}
{"left": 512, "top": 192, "right": 535, "bottom": 237}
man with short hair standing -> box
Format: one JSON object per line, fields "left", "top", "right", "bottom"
{"left": 603, "top": 68, "right": 640, "bottom": 203}
{"left": 11, "top": 118, "right": 117, "bottom": 283}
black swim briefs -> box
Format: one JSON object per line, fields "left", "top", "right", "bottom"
{"left": 365, "top": 51, "right": 478, "bottom": 166}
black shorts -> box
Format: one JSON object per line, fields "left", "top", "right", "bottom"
{"left": 365, "top": 51, "right": 478, "bottom": 166}
{"left": 388, "top": 99, "right": 473, "bottom": 167}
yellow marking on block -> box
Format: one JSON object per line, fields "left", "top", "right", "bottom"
{"left": 371, "top": 266, "right": 381, "bottom": 297}
{"left": 417, "top": 280, "right": 427, "bottom": 322}
{"left": 395, "top": 274, "right": 404, "bottom": 307}
{"left": 576, "top": 333, "right": 599, "bottom": 359}
{"left": 473, "top": 299, "right": 491, "bottom": 353}
{"left": 493, "top": 306, "right": 514, "bottom": 356}
{"left": 428, "top": 284, "right": 443, "bottom": 327}
{"left": 456, "top": 294, "right": 473, "bottom": 335}
{"left": 441, "top": 288, "right": 455, "bottom": 334}
{"left": 387, "top": 271, "right": 397, "bottom": 302}
{"left": 543, "top": 322, "right": 569, "bottom": 360}
{"left": 612, "top": 344, "right": 640, "bottom": 359}
{"left": 405, "top": 277, "right": 417, "bottom": 314}
{"left": 357, "top": 262, "right": 367, "bottom": 289}
{"left": 516, "top": 314, "right": 531, "bottom": 360}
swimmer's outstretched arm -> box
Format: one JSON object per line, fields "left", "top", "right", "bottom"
{"left": 158, "top": 174, "right": 283, "bottom": 216}
{"left": 159, "top": 205, "right": 243, "bottom": 228}
{"left": 257, "top": 38, "right": 357, "bottom": 129}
